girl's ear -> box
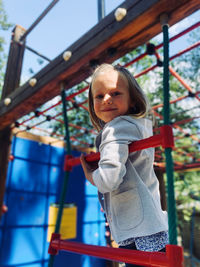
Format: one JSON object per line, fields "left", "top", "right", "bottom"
{"left": 131, "top": 102, "right": 135, "bottom": 107}
{"left": 130, "top": 106, "right": 137, "bottom": 113}
{"left": 130, "top": 100, "right": 135, "bottom": 109}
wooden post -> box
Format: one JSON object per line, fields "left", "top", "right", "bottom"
{"left": 1, "top": 25, "right": 26, "bottom": 98}
{"left": 0, "top": 25, "right": 26, "bottom": 219}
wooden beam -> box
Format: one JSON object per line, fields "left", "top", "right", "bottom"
{"left": 0, "top": 25, "right": 26, "bottom": 219}
{"left": 0, "top": 0, "right": 199, "bottom": 130}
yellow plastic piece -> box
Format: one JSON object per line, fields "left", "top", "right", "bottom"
{"left": 47, "top": 203, "right": 77, "bottom": 242}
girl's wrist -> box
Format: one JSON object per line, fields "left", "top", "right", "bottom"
{"left": 88, "top": 173, "right": 95, "bottom": 186}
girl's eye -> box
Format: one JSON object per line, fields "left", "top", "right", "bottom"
{"left": 112, "top": 91, "right": 121, "bottom": 96}
{"left": 95, "top": 94, "right": 104, "bottom": 99}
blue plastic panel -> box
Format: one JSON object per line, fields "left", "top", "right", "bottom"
{"left": 1, "top": 137, "right": 106, "bottom": 267}
{"left": 83, "top": 196, "right": 105, "bottom": 223}
{"left": 15, "top": 263, "right": 48, "bottom": 267}
{"left": 14, "top": 137, "right": 50, "bottom": 163}
{"left": 49, "top": 165, "right": 64, "bottom": 194}
{"left": 83, "top": 222, "right": 106, "bottom": 246}
{"left": 6, "top": 192, "right": 46, "bottom": 226}
{"left": 49, "top": 145, "right": 65, "bottom": 165}
{"left": 9, "top": 158, "right": 49, "bottom": 193}
{"left": 1, "top": 227, "right": 44, "bottom": 266}
{"left": 85, "top": 180, "right": 99, "bottom": 196}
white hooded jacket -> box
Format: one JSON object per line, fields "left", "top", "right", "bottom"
{"left": 92, "top": 116, "right": 168, "bottom": 243}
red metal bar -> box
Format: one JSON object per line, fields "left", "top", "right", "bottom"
{"left": 134, "top": 41, "right": 200, "bottom": 80}
{"left": 129, "top": 125, "right": 174, "bottom": 151}
{"left": 155, "top": 51, "right": 200, "bottom": 103}
{"left": 124, "top": 22, "right": 200, "bottom": 68}
{"left": 174, "top": 125, "right": 199, "bottom": 142}
{"left": 174, "top": 162, "right": 200, "bottom": 171}
{"left": 172, "top": 116, "right": 200, "bottom": 126}
{"left": 135, "top": 65, "right": 157, "bottom": 78}
{"left": 169, "top": 66, "right": 194, "bottom": 93}
{"left": 16, "top": 99, "right": 89, "bottom": 133}
{"left": 14, "top": 85, "right": 89, "bottom": 128}
{"left": 169, "top": 71, "right": 200, "bottom": 102}
{"left": 48, "top": 233, "right": 184, "bottom": 267}
{"left": 169, "top": 41, "right": 200, "bottom": 61}
{"left": 156, "top": 22, "right": 200, "bottom": 50}
{"left": 64, "top": 125, "right": 174, "bottom": 171}
{"left": 64, "top": 152, "right": 101, "bottom": 171}
{"left": 124, "top": 52, "right": 148, "bottom": 68}
{"left": 152, "top": 95, "right": 187, "bottom": 110}
{"left": 152, "top": 108, "right": 199, "bottom": 143}
{"left": 174, "top": 149, "right": 200, "bottom": 161}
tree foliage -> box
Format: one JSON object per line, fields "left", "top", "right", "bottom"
{"left": 171, "top": 28, "right": 200, "bottom": 223}
{"left": 0, "top": 0, "right": 13, "bottom": 93}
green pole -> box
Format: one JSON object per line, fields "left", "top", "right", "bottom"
{"left": 48, "top": 85, "right": 72, "bottom": 266}
{"left": 161, "top": 15, "right": 178, "bottom": 245}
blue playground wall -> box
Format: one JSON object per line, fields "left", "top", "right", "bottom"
{"left": 0, "top": 136, "right": 106, "bottom": 267}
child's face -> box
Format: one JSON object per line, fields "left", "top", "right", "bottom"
{"left": 92, "top": 69, "right": 133, "bottom": 123}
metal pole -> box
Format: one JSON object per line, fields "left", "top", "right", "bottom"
{"left": 161, "top": 14, "right": 178, "bottom": 245}
{"left": 48, "top": 84, "right": 72, "bottom": 267}
{"left": 20, "top": 0, "right": 60, "bottom": 42}
{"left": 25, "top": 45, "right": 51, "bottom": 62}
{"left": 97, "top": 0, "right": 105, "bottom": 22}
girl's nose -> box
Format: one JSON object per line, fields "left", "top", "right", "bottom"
{"left": 104, "top": 94, "right": 112, "bottom": 104}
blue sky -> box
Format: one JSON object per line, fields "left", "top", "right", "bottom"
{"left": 2, "top": 0, "right": 200, "bottom": 83}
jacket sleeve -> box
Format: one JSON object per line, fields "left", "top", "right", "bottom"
{"left": 92, "top": 117, "right": 141, "bottom": 193}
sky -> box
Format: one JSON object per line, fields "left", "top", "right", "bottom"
{"left": 1, "top": 0, "right": 200, "bottom": 84}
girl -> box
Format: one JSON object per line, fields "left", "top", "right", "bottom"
{"left": 80, "top": 63, "right": 168, "bottom": 267}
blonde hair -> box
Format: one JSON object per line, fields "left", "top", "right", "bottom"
{"left": 88, "top": 63, "right": 150, "bottom": 131}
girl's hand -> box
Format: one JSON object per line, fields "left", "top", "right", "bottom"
{"left": 80, "top": 154, "right": 96, "bottom": 186}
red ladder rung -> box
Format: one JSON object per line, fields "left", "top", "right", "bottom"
{"left": 64, "top": 125, "right": 174, "bottom": 171}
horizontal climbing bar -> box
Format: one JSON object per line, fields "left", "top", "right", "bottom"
{"left": 48, "top": 233, "right": 184, "bottom": 267}
{"left": 64, "top": 125, "right": 174, "bottom": 171}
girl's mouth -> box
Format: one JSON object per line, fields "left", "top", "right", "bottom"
{"left": 101, "top": 108, "right": 117, "bottom": 112}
